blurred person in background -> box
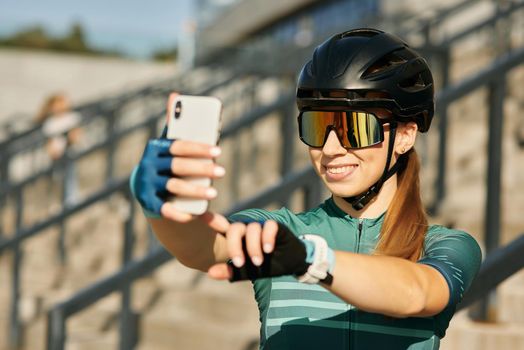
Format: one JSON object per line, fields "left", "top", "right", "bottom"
{"left": 34, "top": 93, "right": 82, "bottom": 161}
{"left": 35, "top": 93, "right": 82, "bottom": 205}
{"left": 131, "top": 28, "right": 481, "bottom": 349}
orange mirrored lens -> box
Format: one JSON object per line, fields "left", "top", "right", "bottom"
{"left": 299, "top": 111, "right": 383, "bottom": 148}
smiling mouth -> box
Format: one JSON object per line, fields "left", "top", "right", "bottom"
{"left": 325, "top": 165, "right": 356, "bottom": 173}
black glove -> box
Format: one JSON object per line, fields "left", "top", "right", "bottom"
{"left": 228, "top": 222, "right": 309, "bottom": 282}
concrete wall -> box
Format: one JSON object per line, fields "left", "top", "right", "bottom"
{"left": 0, "top": 49, "right": 177, "bottom": 126}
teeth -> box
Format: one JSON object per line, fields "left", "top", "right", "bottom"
{"left": 326, "top": 165, "right": 355, "bottom": 174}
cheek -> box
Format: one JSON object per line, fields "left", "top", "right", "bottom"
{"left": 352, "top": 135, "right": 389, "bottom": 188}
{"left": 357, "top": 149, "right": 387, "bottom": 182}
{"left": 308, "top": 148, "right": 322, "bottom": 171}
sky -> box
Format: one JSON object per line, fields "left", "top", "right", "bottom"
{"left": 0, "top": 0, "right": 194, "bottom": 58}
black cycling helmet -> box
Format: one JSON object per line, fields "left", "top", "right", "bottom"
{"left": 296, "top": 28, "right": 435, "bottom": 210}
{"left": 297, "top": 28, "right": 434, "bottom": 132}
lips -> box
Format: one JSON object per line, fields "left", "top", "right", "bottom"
{"left": 323, "top": 164, "right": 358, "bottom": 181}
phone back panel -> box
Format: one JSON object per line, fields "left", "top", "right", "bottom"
{"left": 167, "top": 95, "right": 222, "bottom": 215}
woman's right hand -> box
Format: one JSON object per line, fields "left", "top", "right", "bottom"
{"left": 132, "top": 92, "right": 229, "bottom": 230}
{"left": 158, "top": 139, "right": 225, "bottom": 223}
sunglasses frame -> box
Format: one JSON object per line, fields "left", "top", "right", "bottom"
{"left": 297, "top": 109, "right": 393, "bottom": 149}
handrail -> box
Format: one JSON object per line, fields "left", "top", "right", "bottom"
{"left": 0, "top": 74, "right": 179, "bottom": 145}
{"left": 0, "top": 90, "right": 297, "bottom": 250}
{"left": 431, "top": 43, "right": 524, "bottom": 213}
{"left": 0, "top": 70, "right": 247, "bottom": 202}
{"left": 0, "top": 71, "right": 236, "bottom": 166}
{"left": 46, "top": 166, "right": 321, "bottom": 350}
{"left": 398, "top": 0, "right": 483, "bottom": 35}
{"left": 4, "top": 76, "right": 297, "bottom": 348}
{"left": 459, "top": 234, "right": 524, "bottom": 310}
{"left": 0, "top": 179, "right": 129, "bottom": 253}
{"left": 436, "top": 45, "right": 524, "bottom": 105}
{"left": 441, "top": 0, "right": 524, "bottom": 48}
{"left": 221, "top": 93, "right": 295, "bottom": 138}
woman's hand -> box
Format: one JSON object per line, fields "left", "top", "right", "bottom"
{"left": 131, "top": 92, "right": 228, "bottom": 227}
{"left": 208, "top": 220, "right": 279, "bottom": 280}
{"left": 208, "top": 220, "right": 318, "bottom": 283}
{"left": 157, "top": 138, "right": 225, "bottom": 222}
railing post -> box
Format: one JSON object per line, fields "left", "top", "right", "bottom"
{"left": 119, "top": 289, "right": 140, "bottom": 350}
{"left": 0, "top": 143, "right": 10, "bottom": 184}
{"left": 46, "top": 307, "right": 66, "bottom": 350}
{"left": 230, "top": 142, "right": 241, "bottom": 203}
{"left": 280, "top": 101, "right": 295, "bottom": 176}
{"left": 0, "top": 146, "right": 11, "bottom": 238}
{"left": 106, "top": 108, "right": 118, "bottom": 182}
{"left": 9, "top": 188, "right": 24, "bottom": 349}
{"left": 58, "top": 153, "right": 77, "bottom": 264}
{"left": 469, "top": 74, "right": 506, "bottom": 321}
{"left": 120, "top": 187, "right": 139, "bottom": 349}
{"left": 279, "top": 102, "right": 296, "bottom": 207}
{"left": 431, "top": 48, "right": 451, "bottom": 215}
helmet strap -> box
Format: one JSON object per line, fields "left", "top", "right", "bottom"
{"left": 343, "top": 122, "right": 406, "bottom": 211}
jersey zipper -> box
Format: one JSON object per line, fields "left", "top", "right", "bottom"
{"left": 349, "top": 219, "right": 364, "bottom": 348}
{"left": 356, "top": 218, "right": 364, "bottom": 253}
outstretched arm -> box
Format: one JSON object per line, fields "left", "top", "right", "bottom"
{"left": 208, "top": 221, "right": 481, "bottom": 318}
{"left": 131, "top": 92, "right": 231, "bottom": 272}
{"left": 325, "top": 251, "right": 449, "bottom": 318}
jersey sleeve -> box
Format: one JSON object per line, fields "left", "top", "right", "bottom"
{"left": 228, "top": 208, "right": 291, "bottom": 225}
{"left": 417, "top": 228, "right": 482, "bottom": 307}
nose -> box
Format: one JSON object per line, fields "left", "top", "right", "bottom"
{"left": 322, "top": 130, "right": 347, "bottom": 156}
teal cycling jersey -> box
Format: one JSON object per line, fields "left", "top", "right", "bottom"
{"left": 229, "top": 197, "right": 482, "bottom": 350}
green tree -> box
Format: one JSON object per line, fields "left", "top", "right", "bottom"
{"left": 2, "top": 26, "right": 51, "bottom": 49}
{"left": 151, "top": 46, "right": 178, "bottom": 62}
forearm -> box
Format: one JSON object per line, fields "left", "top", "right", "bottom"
{"left": 323, "top": 251, "right": 448, "bottom": 318}
{"left": 149, "top": 218, "right": 228, "bottom": 271}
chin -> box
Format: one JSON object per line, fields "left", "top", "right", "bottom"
{"left": 322, "top": 179, "right": 366, "bottom": 198}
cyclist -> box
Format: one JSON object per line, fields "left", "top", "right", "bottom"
{"left": 131, "top": 28, "right": 481, "bottom": 349}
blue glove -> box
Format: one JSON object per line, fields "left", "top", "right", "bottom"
{"left": 129, "top": 138, "right": 174, "bottom": 218}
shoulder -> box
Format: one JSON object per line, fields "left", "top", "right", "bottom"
{"left": 422, "top": 225, "right": 483, "bottom": 270}
{"left": 229, "top": 203, "right": 330, "bottom": 232}
{"left": 425, "top": 226, "right": 481, "bottom": 251}
{"left": 420, "top": 225, "right": 483, "bottom": 307}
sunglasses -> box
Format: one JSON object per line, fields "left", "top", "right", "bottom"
{"left": 298, "top": 110, "right": 390, "bottom": 149}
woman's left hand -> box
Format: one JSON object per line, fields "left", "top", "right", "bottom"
{"left": 208, "top": 220, "right": 312, "bottom": 282}
{"left": 208, "top": 220, "right": 279, "bottom": 280}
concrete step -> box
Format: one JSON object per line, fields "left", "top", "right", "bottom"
{"left": 138, "top": 280, "right": 259, "bottom": 350}
{"left": 499, "top": 270, "right": 524, "bottom": 324}
{"left": 441, "top": 310, "right": 524, "bottom": 350}
{"left": 0, "top": 316, "right": 10, "bottom": 350}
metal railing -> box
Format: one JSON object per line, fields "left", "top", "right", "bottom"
{"left": 1, "top": 74, "right": 297, "bottom": 348}
{"left": 429, "top": 0, "right": 524, "bottom": 213}
{"left": 45, "top": 166, "right": 321, "bottom": 350}
{"left": 459, "top": 234, "right": 524, "bottom": 310}
{"left": 433, "top": 45, "right": 524, "bottom": 319}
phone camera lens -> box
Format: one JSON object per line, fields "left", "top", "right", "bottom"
{"left": 175, "top": 101, "right": 182, "bottom": 119}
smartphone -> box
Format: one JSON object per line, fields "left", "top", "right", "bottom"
{"left": 166, "top": 95, "right": 222, "bottom": 215}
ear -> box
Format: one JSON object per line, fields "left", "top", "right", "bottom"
{"left": 395, "top": 122, "right": 418, "bottom": 155}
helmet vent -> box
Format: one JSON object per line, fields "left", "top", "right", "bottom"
{"left": 340, "top": 29, "right": 381, "bottom": 39}
{"left": 362, "top": 50, "right": 407, "bottom": 78}
{"left": 398, "top": 72, "right": 429, "bottom": 92}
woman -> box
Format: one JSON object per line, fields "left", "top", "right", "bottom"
{"left": 131, "top": 28, "right": 481, "bottom": 349}
{"left": 35, "top": 93, "right": 82, "bottom": 161}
